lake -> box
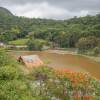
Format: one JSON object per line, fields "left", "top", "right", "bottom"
{"left": 10, "top": 50, "right": 100, "bottom": 80}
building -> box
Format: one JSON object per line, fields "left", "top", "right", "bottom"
{"left": 18, "top": 55, "right": 43, "bottom": 69}
{"left": 0, "top": 42, "right": 5, "bottom": 47}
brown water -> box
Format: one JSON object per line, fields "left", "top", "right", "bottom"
{"left": 10, "top": 51, "right": 100, "bottom": 80}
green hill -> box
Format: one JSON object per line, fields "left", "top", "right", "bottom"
{"left": 0, "top": 7, "right": 13, "bottom": 17}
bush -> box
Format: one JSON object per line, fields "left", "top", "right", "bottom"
{"left": 0, "top": 50, "right": 34, "bottom": 100}
{"left": 93, "top": 47, "right": 100, "bottom": 56}
{"left": 27, "top": 39, "right": 49, "bottom": 51}
{"left": 0, "top": 65, "right": 22, "bottom": 80}
{"left": 0, "top": 80, "right": 34, "bottom": 100}
{"left": 29, "top": 66, "right": 98, "bottom": 100}
{"left": 76, "top": 36, "right": 100, "bottom": 55}
{"left": 0, "top": 49, "right": 11, "bottom": 66}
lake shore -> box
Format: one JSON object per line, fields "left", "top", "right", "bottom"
{"left": 7, "top": 49, "right": 100, "bottom": 80}
{"left": 8, "top": 48, "right": 100, "bottom": 63}
{"left": 46, "top": 49, "right": 100, "bottom": 63}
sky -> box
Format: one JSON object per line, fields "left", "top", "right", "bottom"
{"left": 0, "top": 0, "right": 100, "bottom": 19}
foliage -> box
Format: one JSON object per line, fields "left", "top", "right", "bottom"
{"left": 93, "top": 47, "right": 100, "bottom": 56}
{"left": 29, "top": 66, "right": 100, "bottom": 100}
{"left": 0, "top": 49, "right": 11, "bottom": 66}
{"left": 0, "top": 50, "right": 34, "bottom": 100}
{"left": 27, "top": 38, "right": 49, "bottom": 51}
{"left": 0, "top": 80, "right": 34, "bottom": 100}
{"left": 76, "top": 36, "right": 100, "bottom": 55}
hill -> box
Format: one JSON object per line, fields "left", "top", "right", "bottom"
{"left": 0, "top": 7, "right": 100, "bottom": 55}
{"left": 0, "top": 7, "right": 13, "bottom": 17}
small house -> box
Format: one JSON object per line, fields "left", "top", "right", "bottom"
{"left": 18, "top": 55, "right": 43, "bottom": 68}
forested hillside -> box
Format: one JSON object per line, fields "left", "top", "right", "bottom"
{"left": 0, "top": 7, "right": 100, "bottom": 54}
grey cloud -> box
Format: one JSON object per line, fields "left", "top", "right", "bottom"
{"left": 49, "top": 0, "right": 100, "bottom": 11}
{"left": 2, "top": 0, "right": 100, "bottom": 11}
{"left": 0, "top": 0, "right": 100, "bottom": 19}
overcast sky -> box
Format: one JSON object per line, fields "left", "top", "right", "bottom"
{"left": 0, "top": 0, "right": 100, "bottom": 19}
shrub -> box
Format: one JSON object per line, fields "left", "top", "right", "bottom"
{"left": 27, "top": 39, "right": 48, "bottom": 51}
{"left": 76, "top": 36, "right": 100, "bottom": 55}
{"left": 0, "top": 49, "right": 11, "bottom": 66}
{"left": 93, "top": 47, "right": 100, "bottom": 56}
{"left": 0, "top": 80, "right": 34, "bottom": 100}
{"left": 0, "top": 50, "right": 34, "bottom": 100}
{"left": 0, "top": 65, "right": 22, "bottom": 80}
{"left": 30, "top": 66, "right": 98, "bottom": 100}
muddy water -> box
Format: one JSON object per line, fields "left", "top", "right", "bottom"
{"left": 11, "top": 51, "right": 100, "bottom": 80}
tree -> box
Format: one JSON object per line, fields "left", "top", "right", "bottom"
{"left": 76, "top": 36, "right": 98, "bottom": 53}
{"left": 27, "top": 38, "right": 47, "bottom": 51}
{"left": 93, "top": 47, "right": 100, "bottom": 56}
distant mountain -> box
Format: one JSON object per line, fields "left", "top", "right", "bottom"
{"left": 0, "top": 7, "right": 13, "bottom": 17}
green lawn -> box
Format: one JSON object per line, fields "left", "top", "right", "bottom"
{"left": 9, "top": 38, "right": 50, "bottom": 46}
{"left": 9, "top": 39, "right": 29, "bottom": 45}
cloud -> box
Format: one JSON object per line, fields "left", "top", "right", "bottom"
{"left": 0, "top": 0, "right": 100, "bottom": 19}
{"left": 9, "top": 2, "right": 68, "bottom": 19}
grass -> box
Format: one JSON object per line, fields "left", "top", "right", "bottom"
{"left": 9, "top": 38, "right": 29, "bottom": 45}
{"left": 8, "top": 38, "right": 49, "bottom": 46}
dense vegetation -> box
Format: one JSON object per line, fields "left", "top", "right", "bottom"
{"left": 0, "top": 50, "right": 34, "bottom": 100}
{"left": 0, "top": 7, "right": 100, "bottom": 54}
